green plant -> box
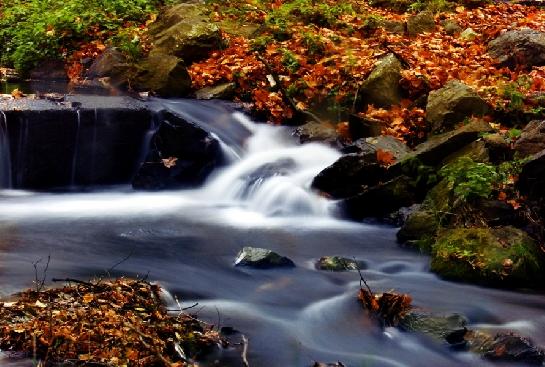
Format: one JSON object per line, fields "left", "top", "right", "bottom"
{"left": 439, "top": 157, "right": 498, "bottom": 201}
{"left": 401, "top": 157, "right": 438, "bottom": 187}
{"left": 301, "top": 31, "right": 326, "bottom": 57}
{"left": 507, "top": 128, "right": 522, "bottom": 140}
{"left": 281, "top": 49, "right": 300, "bottom": 73}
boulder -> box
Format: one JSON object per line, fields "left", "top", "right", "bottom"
{"left": 311, "top": 154, "right": 388, "bottom": 198}
{"left": 400, "top": 312, "right": 468, "bottom": 342}
{"left": 517, "top": 149, "right": 545, "bottom": 200}
{"left": 514, "top": 120, "right": 545, "bottom": 157}
{"left": 359, "top": 54, "right": 403, "bottom": 108}
{"left": 431, "top": 226, "right": 543, "bottom": 287}
{"left": 132, "top": 111, "right": 222, "bottom": 190}
{"left": 481, "top": 333, "right": 544, "bottom": 364}
{"left": 426, "top": 80, "right": 489, "bottom": 133}
{"left": 488, "top": 28, "right": 545, "bottom": 69}
{"left": 483, "top": 133, "right": 513, "bottom": 163}
{"left": 195, "top": 82, "right": 236, "bottom": 100}
{"left": 341, "top": 136, "right": 411, "bottom": 161}
{"left": 315, "top": 256, "right": 364, "bottom": 271}
{"left": 380, "top": 20, "right": 406, "bottom": 34}
{"left": 132, "top": 54, "right": 192, "bottom": 97}
{"left": 442, "top": 140, "right": 490, "bottom": 165}
{"left": 441, "top": 19, "right": 461, "bottom": 35}
{"left": 348, "top": 114, "right": 383, "bottom": 139}
{"left": 397, "top": 209, "right": 439, "bottom": 249}
{"left": 401, "top": 119, "right": 493, "bottom": 166}
{"left": 407, "top": 11, "right": 435, "bottom": 36}
{"left": 86, "top": 48, "right": 132, "bottom": 88}
{"left": 148, "top": 3, "right": 222, "bottom": 64}
{"left": 234, "top": 247, "right": 295, "bottom": 269}
{"left": 293, "top": 121, "right": 339, "bottom": 145}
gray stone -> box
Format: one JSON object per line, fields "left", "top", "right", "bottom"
{"left": 342, "top": 135, "right": 411, "bottom": 162}
{"left": 426, "top": 80, "right": 489, "bottom": 133}
{"left": 86, "top": 48, "right": 132, "bottom": 88}
{"left": 459, "top": 28, "right": 479, "bottom": 41}
{"left": 514, "top": 120, "right": 545, "bottom": 157}
{"left": 360, "top": 54, "right": 403, "bottom": 108}
{"left": 488, "top": 28, "right": 545, "bottom": 69}
{"left": 407, "top": 11, "right": 435, "bottom": 36}
{"left": 315, "top": 256, "right": 364, "bottom": 271}
{"left": 234, "top": 247, "right": 295, "bottom": 269}
{"left": 442, "top": 19, "right": 461, "bottom": 35}
{"left": 293, "top": 121, "right": 338, "bottom": 145}
{"left": 195, "top": 82, "right": 236, "bottom": 100}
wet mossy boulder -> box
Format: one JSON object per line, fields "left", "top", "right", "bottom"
{"left": 426, "top": 80, "right": 489, "bottom": 133}
{"left": 148, "top": 3, "right": 222, "bottom": 64}
{"left": 315, "top": 256, "right": 364, "bottom": 271}
{"left": 431, "top": 226, "right": 544, "bottom": 287}
{"left": 359, "top": 53, "right": 403, "bottom": 108}
{"left": 400, "top": 312, "right": 468, "bottom": 342}
{"left": 397, "top": 210, "right": 439, "bottom": 251}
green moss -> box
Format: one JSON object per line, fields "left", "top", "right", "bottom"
{"left": 431, "top": 226, "right": 543, "bottom": 287}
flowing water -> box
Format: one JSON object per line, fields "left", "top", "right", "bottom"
{"left": 0, "top": 100, "right": 544, "bottom": 366}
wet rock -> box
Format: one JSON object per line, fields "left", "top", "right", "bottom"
{"left": 400, "top": 312, "right": 468, "bottom": 342}
{"left": 234, "top": 247, "right": 295, "bottom": 269}
{"left": 514, "top": 120, "right": 545, "bottom": 157}
{"left": 459, "top": 28, "right": 479, "bottom": 41}
{"left": 442, "top": 140, "right": 489, "bottom": 165}
{"left": 148, "top": 3, "right": 222, "bottom": 64}
{"left": 431, "top": 226, "right": 543, "bottom": 287}
{"left": 426, "top": 80, "right": 489, "bottom": 133}
{"left": 86, "top": 48, "right": 132, "bottom": 88}
{"left": 293, "top": 121, "right": 339, "bottom": 145}
{"left": 397, "top": 209, "right": 439, "bottom": 249}
{"left": 311, "top": 154, "right": 387, "bottom": 198}
{"left": 441, "top": 19, "right": 461, "bottom": 35}
{"left": 407, "top": 11, "right": 435, "bottom": 36}
{"left": 132, "top": 54, "right": 191, "bottom": 97}
{"left": 402, "top": 119, "right": 493, "bottom": 166}
{"left": 132, "top": 111, "right": 222, "bottom": 190}
{"left": 348, "top": 114, "right": 383, "bottom": 139}
{"left": 476, "top": 199, "right": 516, "bottom": 226}
{"left": 481, "top": 333, "right": 545, "bottom": 364}
{"left": 341, "top": 136, "right": 411, "bottom": 161}
{"left": 488, "top": 28, "right": 545, "bottom": 69}
{"left": 195, "top": 82, "right": 236, "bottom": 100}
{"left": 315, "top": 256, "right": 364, "bottom": 271}
{"left": 518, "top": 149, "right": 545, "bottom": 200}
{"left": 359, "top": 53, "right": 403, "bottom": 108}
{"left": 342, "top": 175, "right": 417, "bottom": 220}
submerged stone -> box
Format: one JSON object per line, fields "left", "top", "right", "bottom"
{"left": 400, "top": 312, "right": 468, "bottom": 342}
{"left": 315, "top": 256, "right": 364, "bottom": 271}
{"left": 234, "top": 247, "right": 295, "bottom": 269}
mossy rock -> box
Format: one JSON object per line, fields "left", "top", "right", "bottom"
{"left": 397, "top": 210, "right": 439, "bottom": 252}
{"left": 431, "top": 226, "right": 544, "bottom": 287}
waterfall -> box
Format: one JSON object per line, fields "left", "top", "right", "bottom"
{"left": 70, "top": 110, "right": 82, "bottom": 187}
{"left": 0, "top": 111, "right": 12, "bottom": 188}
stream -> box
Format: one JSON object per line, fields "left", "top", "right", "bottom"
{"left": 0, "top": 99, "right": 544, "bottom": 366}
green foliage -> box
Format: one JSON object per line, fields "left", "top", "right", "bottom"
{"left": 439, "top": 157, "right": 498, "bottom": 200}
{"left": 408, "top": 0, "right": 453, "bottom": 13}
{"left": 301, "top": 31, "right": 326, "bottom": 57}
{"left": 250, "top": 35, "right": 273, "bottom": 52}
{"left": 401, "top": 157, "right": 438, "bottom": 187}
{"left": 0, "top": 0, "right": 171, "bottom": 73}
{"left": 281, "top": 49, "right": 300, "bottom": 73}
{"left": 507, "top": 128, "right": 522, "bottom": 140}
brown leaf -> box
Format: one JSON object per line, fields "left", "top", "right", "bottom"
{"left": 162, "top": 157, "right": 178, "bottom": 169}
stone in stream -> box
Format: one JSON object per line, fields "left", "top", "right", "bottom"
{"left": 400, "top": 312, "right": 468, "bottom": 343}
{"left": 488, "top": 28, "right": 545, "bottom": 69}
{"left": 234, "top": 247, "right": 295, "bottom": 269}
{"left": 472, "top": 332, "right": 545, "bottom": 364}
{"left": 195, "top": 82, "right": 236, "bottom": 100}
{"left": 315, "top": 256, "right": 364, "bottom": 271}
{"left": 293, "top": 121, "right": 339, "bottom": 146}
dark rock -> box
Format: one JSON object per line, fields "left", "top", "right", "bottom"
{"left": 341, "top": 175, "right": 417, "bottom": 220}
{"left": 311, "top": 154, "right": 387, "bottom": 198}
{"left": 397, "top": 209, "right": 439, "bottom": 244}
{"left": 401, "top": 119, "right": 493, "bottom": 166}
{"left": 341, "top": 136, "right": 411, "bottom": 161}
{"left": 426, "top": 80, "right": 489, "bottom": 133}
{"left": 488, "top": 28, "right": 545, "bottom": 69}
{"left": 0, "top": 68, "right": 22, "bottom": 82}
{"left": 407, "top": 11, "right": 435, "bottom": 36}
{"left": 431, "top": 226, "right": 543, "bottom": 287}
{"left": 234, "top": 247, "right": 295, "bottom": 269}
{"left": 442, "top": 19, "right": 462, "bottom": 35}
{"left": 400, "top": 312, "right": 468, "bottom": 342}
{"left": 148, "top": 3, "right": 222, "bottom": 63}
{"left": 388, "top": 204, "right": 421, "bottom": 226}
{"left": 482, "top": 334, "right": 544, "bottom": 364}
{"left": 518, "top": 149, "right": 545, "bottom": 200}
{"left": 483, "top": 133, "right": 513, "bottom": 163}
{"left": 476, "top": 199, "right": 516, "bottom": 226}
{"left": 359, "top": 54, "right": 403, "bottom": 108}
{"left": 441, "top": 140, "right": 489, "bottom": 165}
{"left": 132, "top": 54, "right": 192, "bottom": 97}
{"left": 195, "top": 82, "right": 236, "bottom": 100}
{"left": 29, "top": 60, "right": 68, "bottom": 81}
{"left": 381, "top": 20, "right": 406, "bottom": 34}
{"left": 86, "top": 48, "right": 132, "bottom": 88}
{"left": 132, "top": 111, "right": 222, "bottom": 190}
{"left": 315, "top": 256, "right": 364, "bottom": 271}
{"left": 348, "top": 114, "right": 383, "bottom": 139}
{"left": 514, "top": 120, "right": 545, "bottom": 157}
{"left": 312, "top": 363, "right": 346, "bottom": 367}
{"left": 293, "top": 121, "right": 338, "bottom": 145}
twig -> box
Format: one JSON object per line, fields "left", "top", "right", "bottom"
{"left": 32, "top": 255, "right": 50, "bottom": 292}
{"left": 106, "top": 249, "right": 135, "bottom": 277}
{"left": 354, "top": 257, "right": 373, "bottom": 295}
{"left": 241, "top": 334, "right": 250, "bottom": 367}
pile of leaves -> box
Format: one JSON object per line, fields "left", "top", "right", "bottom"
{"left": 0, "top": 278, "right": 222, "bottom": 366}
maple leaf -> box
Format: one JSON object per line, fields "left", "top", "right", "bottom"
{"left": 376, "top": 149, "right": 396, "bottom": 166}
{"left": 162, "top": 157, "right": 178, "bottom": 169}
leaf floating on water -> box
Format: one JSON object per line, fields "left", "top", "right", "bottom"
{"left": 162, "top": 157, "right": 178, "bottom": 168}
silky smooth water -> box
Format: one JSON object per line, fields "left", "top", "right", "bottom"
{"left": 0, "top": 100, "right": 544, "bottom": 366}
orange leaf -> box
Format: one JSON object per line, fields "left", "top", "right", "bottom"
{"left": 376, "top": 149, "right": 396, "bottom": 166}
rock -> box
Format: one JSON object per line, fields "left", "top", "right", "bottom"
{"left": 132, "top": 111, "right": 222, "bottom": 190}
{"left": 341, "top": 175, "right": 417, "bottom": 220}
{"left": 380, "top": 20, "right": 406, "bottom": 34}
{"left": 476, "top": 199, "right": 516, "bottom": 226}
{"left": 426, "top": 80, "right": 489, "bottom": 133}
{"left": 482, "top": 333, "right": 544, "bottom": 364}
{"left": 348, "top": 114, "right": 383, "bottom": 139}
{"left": 359, "top": 54, "right": 403, "bottom": 108}
{"left": 341, "top": 136, "right": 411, "bottom": 161}
{"left": 315, "top": 256, "right": 364, "bottom": 271}
{"left": 431, "top": 226, "right": 543, "bottom": 287}
{"left": 488, "top": 28, "right": 545, "bottom": 69}
{"left": 86, "top": 48, "right": 132, "bottom": 88}
{"left": 441, "top": 19, "right": 461, "bottom": 35}
{"left": 234, "top": 247, "right": 295, "bottom": 269}
{"left": 388, "top": 204, "right": 421, "bottom": 226}
{"left": 459, "top": 28, "right": 479, "bottom": 41}
{"left": 397, "top": 209, "right": 439, "bottom": 248}
{"left": 29, "top": 60, "right": 68, "bottom": 81}
{"left": 132, "top": 54, "right": 191, "bottom": 97}
{"left": 407, "top": 11, "right": 435, "bottom": 36}
{"left": 518, "top": 149, "right": 545, "bottom": 200}
{"left": 293, "top": 121, "right": 339, "bottom": 145}
{"left": 148, "top": 3, "right": 222, "bottom": 63}
{"left": 400, "top": 312, "right": 468, "bottom": 342}
{"left": 402, "top": 119, "right": 493, "bottom": 166}
{"left": 195, "top": 82, "right": 236, "bottom": 100}
{"left": 483, "top": 133, "right": 513, "bottom": 163}
{"left": 311, "top": 154, "right": 388, "bottom": 198}
{"left": 514, "top": 120, "right": 545, "bottom": 157}
{"left": 442, "top": 140, "right": 489, "bottom": 165}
